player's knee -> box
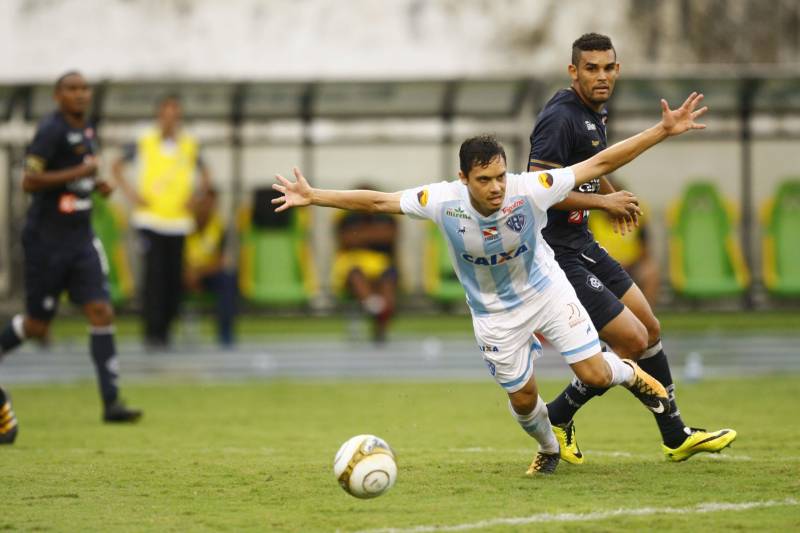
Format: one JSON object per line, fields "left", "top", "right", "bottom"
{"left": 85, "top": 302, "right": 114, "bottom": 326}
{"left": 23, "top": 317, "right": 50, "bottom": 339}
{"left": 508, "top": 388, "right": 538, "bottom": 415}
{"left": 646, "top": 317, "right": 661, "bottom": 346}
{"left": 575, "top": 359, "right": 613, "bottom": 388}
{"left": 613, "top": 325, "right": 649, "bottom": 359}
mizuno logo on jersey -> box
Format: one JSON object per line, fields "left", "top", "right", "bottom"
{"left": 461, "top": 244, "right": 529, "bottom": 266}
{"left": 482, "top": 226, "right": 499, "bottom": 241}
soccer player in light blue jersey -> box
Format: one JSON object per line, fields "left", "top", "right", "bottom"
{"left": 272, "top": 93, "right": 707, "bottom": 475}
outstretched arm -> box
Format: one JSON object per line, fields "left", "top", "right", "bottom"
{"left": 572, "top": 92, "right": 708, "bottom": 187}
{"left": 272, "top": 167, "right": 403, "bottom": 214}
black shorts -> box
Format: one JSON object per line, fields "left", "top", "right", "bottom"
{"left": 23, "top": 234, "right": 110, "bottom": 320}
{"left": 555, "top": 241, "right": 634, "bottom": 331}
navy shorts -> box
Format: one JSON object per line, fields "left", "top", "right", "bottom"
{"left": 554, "top": 241, "right": 634, "bottom": 332}
{"left": 23, "top": 234, "right": 110, "bottom": 321}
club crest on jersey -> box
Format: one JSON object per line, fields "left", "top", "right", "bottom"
{"left": 505, "top": 214, "right": 525, "bottom": 233}
{"left": 482, "top": 226, "right": 499, "bottom": 241}
{"left": 445, "top": 206, "right": 470, "bottom": 219}
{"left": 584, "top": 120, "right": 597, "bottom": 131}
{"left": 417, "top": 188, "right": 429, "bottom": 207}
{"left": 587, "top": 275, "right": 604, "bottom": 292}
{"left": 538, "top": 172, "right": 553, "bottom": 189}
{"left": 462, "top": 244, "right": 529, "bottom": 266}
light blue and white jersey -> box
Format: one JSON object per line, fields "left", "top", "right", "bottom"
{"left": 400, "top": 168, "right": 576, "bottom": 315}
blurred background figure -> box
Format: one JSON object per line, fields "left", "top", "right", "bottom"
{"left": 112, "top": 95, "right": 211, "bottom": 350}
{"left": 331, "top": 184, "right": 398, "bottom": 343}
{"left": 588, "top": 178, "right": 661, "bottom": 306}
{"left": 184, "top": 187, "right": 238, "bottom": 348}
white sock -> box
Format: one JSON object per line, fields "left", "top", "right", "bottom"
{"left": 602, "top": 351, "right": 634, "bottom": 386}
{"left": 508, "top": 397, "right": 559, "bottom": 454}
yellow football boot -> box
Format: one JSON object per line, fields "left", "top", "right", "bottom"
{"left": 553, "top": 420, "right": 584, "bottom": 465}
{"left": 0, "top": 386, "right": 18, "bottom": 445}
{"left": 526, "top": 451, "right": 560, "bottom": 475}
{"left": 663, "top": 428, "right": 737, "bottom": 462}
{"left": 621, "top": 359, "right": 670, "bottom": 414}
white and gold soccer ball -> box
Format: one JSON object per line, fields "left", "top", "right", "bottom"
{"left": 333, "top": 434, "right": 397, "bottom": 499}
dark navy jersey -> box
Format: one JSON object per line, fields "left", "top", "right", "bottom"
{"left": 528, "top": 88, "right": 608, "bottom": 254}
{"left": 24, "top": 111, "right": 98, "bottom": 243}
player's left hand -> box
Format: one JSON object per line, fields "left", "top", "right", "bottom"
{"left": 95, "top": 179, "right": 114, "bottom": 197}
{"left": 660, "top": 92, "right": 708, "bottom": 137}
{"left": 272, "top": 167, "right": 312, "bottom": 212}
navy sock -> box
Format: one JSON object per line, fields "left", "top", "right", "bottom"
{"left": 90, "top": 328, "right": 120, "bottom": 407}
{"left": 637, "top": 342, "right": 687, "bottom": 448}
{"left": 547, "top": 377, "right": 609, "bottom": 426}
{"left": 0, "top": 315, "right": 25, "bottom": 355}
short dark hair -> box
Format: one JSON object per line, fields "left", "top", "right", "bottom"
{"left": 54, "top": 70, "right": 83, "bottom": 90}
{"left": 158, "top": 93, "right": 181, "bottom": 108}
{"left": 459, "top": 135, "right": 506, "bottom": 175}
{"left": 571, "top": 33, "right": 615, "bottom": 66}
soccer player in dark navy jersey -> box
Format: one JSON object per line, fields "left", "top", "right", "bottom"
{"left": 529, "top": 34, "right": 735, "bottom": 462}
{"left": 0, "top": 72, "right": 141, "bottom": 443}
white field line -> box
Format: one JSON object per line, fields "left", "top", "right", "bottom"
{"left": 353, "top": 498, "right": 799, "bottom": 533}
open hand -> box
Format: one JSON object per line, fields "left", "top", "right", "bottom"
{"left": 272, "top": 167, "right": 312, "bottom": 212}
{"left": 660, "top": 92, "right": 708, "bottom": 137}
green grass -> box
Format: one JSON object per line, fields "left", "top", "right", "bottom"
{"left": 45, "top": 310, "right": 800, "bottom": 342}
{"left": 3, "top": 376, "right": 799, "bottom": 531}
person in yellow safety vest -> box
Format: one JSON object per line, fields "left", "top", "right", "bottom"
{"left": 112, "top": 95, "right": 211, "bottom": 350}
{"left": 588, "top": 188, "right": 661, "bottom": 306}
{"left": 184, "top": 188, "right": 237, "bottom": 347}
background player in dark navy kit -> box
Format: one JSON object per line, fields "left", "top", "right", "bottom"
{"left": 529, "top": 34, "right": 735, "bottom": 462}
{"left": 0, "top": 72, "right": 141, "bottom": 442}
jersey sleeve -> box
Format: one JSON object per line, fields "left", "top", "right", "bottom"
{"left": 528, "top": 108, "right": 575, "bottom": 171}
{"left": 25, "top": 120, "right": 64, "bottom": 172}
{"left": 399, "top": 181, "right": 450, "bottom": 221}
{"left": 522, "top": 168, "right": 577, "bottom": 211}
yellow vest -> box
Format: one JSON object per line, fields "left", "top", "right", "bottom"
{"left": 588, "top": 210, "right": 646, "bottom": 268}
{"left": 133, "top": 129, "right": 198, "bottom": 233}
{"left": 185, "top": 213, "right": 225, "bottom": 271}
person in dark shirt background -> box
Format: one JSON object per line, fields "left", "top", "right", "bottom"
{"left": 0, "top": 72, "right": 141, "bottom": 444}
{"left": 331, "top": 183, "right": 398, "bottom": 343}
{"left": 529, "top": 33, "right": 734, "bottom": 463}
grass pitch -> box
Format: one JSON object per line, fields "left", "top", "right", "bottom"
{"left": 3, "top": 375, "right": 799, "bottom": 532}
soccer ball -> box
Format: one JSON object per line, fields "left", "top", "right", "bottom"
{"left": 333, "top": 434, "right": 397, "bottom": 499}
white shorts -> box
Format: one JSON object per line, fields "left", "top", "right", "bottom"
{"left": 472, "top": 272, "right": 601, "bottom": 393}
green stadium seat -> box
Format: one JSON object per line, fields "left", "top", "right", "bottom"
{"left": 762, "top": 180, "right": 800, "bottom": 297}
{"left": 90, "top": 194, "right": 134, "bottom": 305}
{"left": 667, "top": 182, "right": 750, "bottom": 298}
{"left": 423, "top": 222, "right": 465, "bottom": 305}
{"left": 238, "top": 207, "right": 317, "bottom": 306}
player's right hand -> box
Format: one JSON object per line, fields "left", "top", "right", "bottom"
{"left": 601, "top": 190, "right": 641, "bottom": 218}
{"left": 272, "top": 167, "right": 312, "bottom": 212}
{"left": 82, "top": 155, "right": 100, "bottom": 176}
